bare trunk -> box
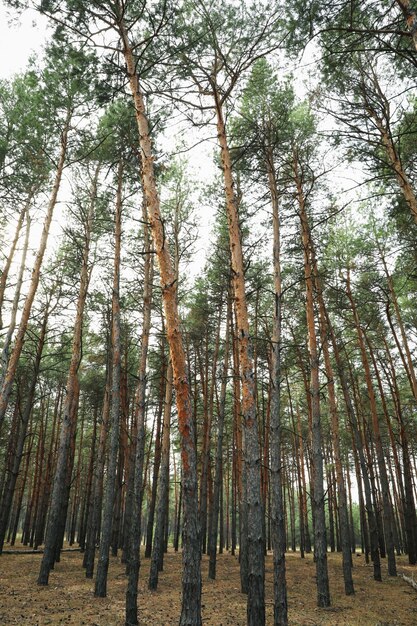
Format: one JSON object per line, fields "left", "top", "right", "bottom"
{"left": 148, "top": 361, "right": 173, "bottom": 590}
{"left": 0, "top": 306, "right": 48, "bottom": 552}
{"left": 310, "top": 254, "right": 354, "bottom": 594}
{"left": 0, "top": 111, "right": 70, "bottom": 430}
{"left": 125, "top": 204, "right": 154, "bottom": 626}
{"left": 267, "top": 156, "right": 288, "bottom": 625}
{"left": 345, "top": 271, "right": 396, "bottom": 576}
{"left": 208, "top": 295, "right": 231, "bottom": 580}
{"left": 144, "top": 336, "right": 166, "bottom": 558}
{"left": 295, "top": 154, "right": 330, "bottom": 607}
{"left": 215, "top": 95, "right": 265, "bottom": 626}
{"left": 0, "top": 194, "right": 32, "bottom": 329}
{"left": 38, "top": 161, "right": 97, "bottom": 585}
{"left": 120, "top": 26, "right": 201, "bottom": 625}
{"left": 330, "top": 324, "right": 382, "bottom": 580}
{"left": 84, "top": 376, "right": 111, "bottom": 578}
{"left": 94, "top": 161, "right": 123, "bottom": 598}
{"left": 0, "top": 213, "right": 31, "bottom": 386}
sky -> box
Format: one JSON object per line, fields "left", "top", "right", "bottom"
{"left": 0, "top": 5, "right": 49, "bottom": 78}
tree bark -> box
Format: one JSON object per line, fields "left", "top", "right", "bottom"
{"left": 38, "top": 160, "right": 97, "bottom": 585}
{"left": 125, "top": 203, "right": 154, "bottom": 626}
{"left": 345, "top": 271, "right": 396, "bottom": 576}
{"left": 0, "top": 212, "right": 31, "bottom": 387}
{"left": 94, "top": 160, "right": 123, "bottom": 598}
{"left": 215, "top": 95, "right": 265, "bottom": 626}
{"left": 208, "top": 295, "right": 231, "bottom": 580}
{"left": 294, "top": 153, "right": 330, "bottom": 607}
{"left": 330, "top": 323, "right": 382, "bottom": 580}
{"left": 148, "top": 361, "right": 173, "bottom": 590}
{"left": 144, "top": 335, "right": 165, "bottom": 558}
{"left": 0, "top": 193, "right": 32, "bottom": 329}
{"left": 310, "top": 254, "right": 354, "bottom": 594}
{"left": 395, "top": 0, "right": 417, "bottom": 50}
{"left": 0, "top": 110, "right": 71, "bottom": 430}
{"left": 120, "top": 23, "right": 201, "bottom": 625}
{"left": 0, "top": 305, "right": 48, "bottom": 552}
{"left": 267, "top": 155, "right": 288, "bottom": 625}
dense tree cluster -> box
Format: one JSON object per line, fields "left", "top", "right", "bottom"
{"left": 0, "top": 1, "right": 417, "bottom": 625}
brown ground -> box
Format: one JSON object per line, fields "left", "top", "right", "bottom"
{"left": 0, "top": 546, "right": 416, "bottom": 625}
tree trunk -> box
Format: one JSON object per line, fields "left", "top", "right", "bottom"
{"left": 94, "top": 160, "right": 123, "bottom": 598}
{"left": 0, "top": 305, "right": 48, "bottom": 552}
{"left": 0, "top": 212, "right": 31, "bottom": 386}
{"left": 38, "top": 159, "right": 96, "bottom": 585}
{"left": 144, "top": 337, "right": 166, "bottom": 559}
{"left": 34, "top": 388, "right": 61, "bottom": 550}
{"left": 125, "top": 203, "right": 154, "bottom": 626}
{"left": 120, "top": 24, "right": 201, "bottom": 624}
{"left": 294, "top": 153, "right": 330, "bottom": 607}
{"left": 208, "top": 295, "right": 231, "bottom": 580}
{"left": 345, "top": 270, "right": 397, "bottom": 577}
{"left": 395, "top": 0, "right": 417, "bottom": 51}
{"left": 313, "top": 263, "right": 354, "bottom": 594}
{"left": 84, "top": 373, "right": 111, "bottom": 578}
{"left": 330, "top": 326, "right": 382, "bottom": 581}
{"left": 149, "top": 361, "right": 173, "bottom": 589}
{"left": 267, "top": 155, "right": 288, "bottom": 625}
{"left": 214, "top": 90, "right": 265, "bottom": 626}
{"left": 0, "top": 112, "right": 70, "bottom": 430}
{"left": 0, "top": 193, "right": 32, "bottom": 330}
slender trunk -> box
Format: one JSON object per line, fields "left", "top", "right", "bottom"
{"left": 120, "top": 24, "right": 201, "bottom": 625}
{"left": 149, "top": 361, "right": 173, "bottom": 589}
{"left": 94, "top": 161, "right": 123, "bottom": 597}
{"left": 295, "top": 154, "right": 330, "bottom": 607}
{"left": 208, "top": 295, "right": 231, "bottom": 579}
{"left": 215, "top": 92, "right": 265, "bottom": 626}
{"left": 112, "top": 376, "right": 127, "bottom": 557}
{"left": 330, "top": 328, "right": 382, "bottom": 580}
{"left": 0, "top": 194, "right": 32, "bottom": 329}
{"left": 38, "top": 160, "right": 96, "bottom": 585}
{"left": 174, "top": 473, "right": 182, "bottom": 552}
{"left": 198, "top": 341, "right": 210, "bottom": 554}
{"left": 144, "top": 338, "right": 165, "bottom": 558}
{"left": 125, "top": 204, "right": 154, "bottom": 626}
{"left": 55, "top": 384, "right": 79, "bottom": 561}
{"left": 79, "top": 404, "right": 98, "bottom": 551}
{"left": 0, "top": 306, "right": 48, "bottom": 552}
{"left": 0, "top": 213, "right": 31, "bottom": 386}
{"left": 201, "top": 312, "right": 221, "bottom": 555}
{"left": 232, "top": 306, "right": 245, "bottom": 572}
{"left": 267, "top": 155, "right": 288, "bottom": 624}
{"left": 70, "top": 400, "right": 85, "bottom": 545}
{"left": 0, "top": 112, "right": 70, "bottom": 430}
{"left": 34, "top": 389, "right": 61, "bottom": 549}
{"left": 286, "top": 377, "right": 305, "bottom": 558}
{"left": 84, "top": 376, "right": 110, "bottom": 578}
{"left": 345, "top": 271, "right": 397, "bottom": 577}
{"left": 314, "top": 269, "right": 354, "bottom": 594}
{"left": 382, "top": 337, "right": 417, "bottom": 564}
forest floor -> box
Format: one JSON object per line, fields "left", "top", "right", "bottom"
{"left": 0, "top": 546, "right": 416, "bottom": 625}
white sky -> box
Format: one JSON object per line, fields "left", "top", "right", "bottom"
{"left": 0, "top": 5, "right": 49, "bottom": 78}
